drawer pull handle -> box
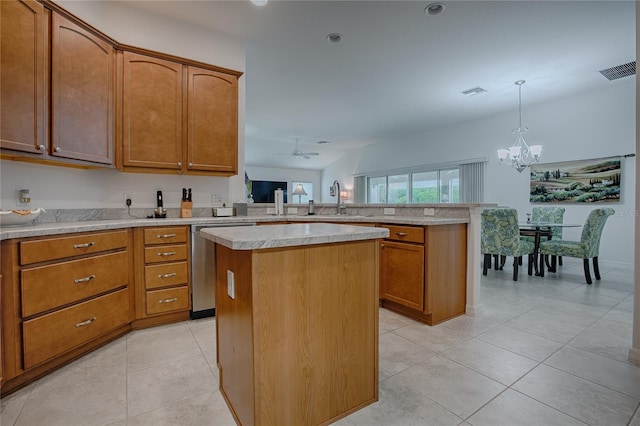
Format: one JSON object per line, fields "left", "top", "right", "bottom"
{"left": 157, "top": 233, "right": 177, "bottom": 239}
{"left": 158, "top": 251, "right": 177, "bottom": 256}
{"left": 75, "top": 317, "right": 96, "bottom": 327}
{"left": 158, "top": 272, "right": 177, "bottom": 278}
{"left": 74, "top": 274, "right": 96, "bottom": 284}
{"left": 159, "top": 297, "right": 178, "bottom": 304}
{"left": 73, "top": 242, "right": 95, "bottom": 248}
{"left": 395, "top": 232, "right": 408, "bottom": 236}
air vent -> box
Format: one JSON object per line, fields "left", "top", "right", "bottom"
{"left": 599, "top": 61, "right": 635, "bottom": 81}
{"left": 461, "top": 87, "right": 487, "bottom": 96}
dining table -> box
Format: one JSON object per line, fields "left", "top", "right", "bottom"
{"left": 519, "top": 222, "right": 582, "bottom": 276}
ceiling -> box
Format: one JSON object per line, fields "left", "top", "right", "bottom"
{"left": 125, "top": 0, "right": 636, "bottom": 170}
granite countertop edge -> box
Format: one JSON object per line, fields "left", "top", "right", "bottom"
{"left": 0, "top": 215, "right": 468, "bottom": 241}
{"left": 200, "top": 223, "right": 391, "bottom": 250}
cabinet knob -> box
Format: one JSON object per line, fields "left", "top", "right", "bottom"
{"left": 188, "top": 163, "right": 193, "bottom": 168}
{"left": 177, "top": 162, "right": 182, "bottom": 167}
{"left": 54, "top": 147, "right": 61, "bottom": 153}
{"left": 38, "top": 144, "right": 45, "bottom": 151}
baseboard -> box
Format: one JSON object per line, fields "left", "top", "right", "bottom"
{"left": 629, "top": 347, "right": 640, "bottom": 366}
{"left": 466, "top": 304, "right": 482, "bottom": 316}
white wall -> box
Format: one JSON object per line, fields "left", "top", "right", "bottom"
{"left": 324, "top": 79, "right": 636, "bottom": 267}
{"left": 1, "top": 1, "right": 246, "bottom": 210}
{"left": 246, "top": 166, "right": 322, "bottom": 203}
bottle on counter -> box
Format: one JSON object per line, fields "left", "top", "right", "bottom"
{"left": 308, "top": 200, "right": 315, "bottom": 215}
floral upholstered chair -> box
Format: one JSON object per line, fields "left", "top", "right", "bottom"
{"left": 481, "top": 208, "right": 535, "bottom": 281}
{"left": 522, "top": 206, "right": 566, "bottom": 267}
{"left": 538, "top": 208, "right": 614, "bottom": 284}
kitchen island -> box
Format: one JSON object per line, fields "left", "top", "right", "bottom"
{"left": 200, "top": 223, "right": 389, "bottom": 426}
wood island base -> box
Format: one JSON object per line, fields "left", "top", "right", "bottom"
{"left": 215, "top": 239, "right": 380, "bottom": 426}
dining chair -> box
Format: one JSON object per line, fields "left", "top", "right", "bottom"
{"left": 481, "top": 208, "right": 535, "bottom": 281}
{"left": 538, "top": 208, "right": 614, "bottom": 284}
{"left": 522, "top": 206, "right": 566, "bottom": 267}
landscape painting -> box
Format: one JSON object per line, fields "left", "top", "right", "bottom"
{"left": 530, "top": 156, "right": 621, "bottom": 203}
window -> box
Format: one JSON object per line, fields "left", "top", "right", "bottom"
{"left": 388, "top": 174, "right": 409, "bottom": 203}
{"left": 368, "top": 176, "right": 387, "bottom": 203}
{"left": 291, "top": 182, "right": 312, "bottom": 204}
{"left": 439, "top": 168, "right": 459, "bottom": 203}
{"left": 412, "top": 171, "right": 438, "bottom": 203}
{"left": 361, "top": 160, "right": 482, "bottom": 204}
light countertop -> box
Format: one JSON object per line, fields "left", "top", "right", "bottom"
{"left": 200, "top": 223, "right": 389, "bottom": 250}
{"left": 0, "top": 214, "right": 467, "bottom": 241}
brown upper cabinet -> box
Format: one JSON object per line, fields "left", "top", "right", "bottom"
{"left": 1, "top": 0, "right": 241, "bottom": 174}
{"left": 1, "top": 0, "right": 115, "bottom": 166}
{"left": 186, "top": 67, "right": 238, "bottom": 174}
{"left": 121, "top": 52, "right": 184, "bottom": 171}
{"left": 0, "top": 0, "right": 48, "bottom": 155}
{"left": 120, "top": 50, "right": 239, "bottom": 176}
{"left": 51, "top": 13, "right": 114, "bottom": 165}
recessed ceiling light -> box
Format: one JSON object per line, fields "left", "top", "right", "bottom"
{"left": 425, "top": 2, "right": 445, "bottom": 16}
{"left": 317, "top": 140, "right": 331, "bottom": 144}
{"left": 326, "top": 33, "right": 343, "bottom": 44}
{"left": 251, "top": 0, "right": 268, "bottom": 6}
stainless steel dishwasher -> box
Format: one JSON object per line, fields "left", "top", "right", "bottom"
{"left": 190, "top": 223, "right": 255, "bottom": 319}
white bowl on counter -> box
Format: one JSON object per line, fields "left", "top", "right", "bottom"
{"left": 0, "top": 208, "right": 46, "bottom": 227}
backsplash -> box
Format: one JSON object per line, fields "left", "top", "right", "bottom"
{"left": 9, "top": 203, "right": 482, "bottom": 225}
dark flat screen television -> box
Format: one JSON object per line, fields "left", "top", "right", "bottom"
{"left": 251, "top": 180, "right": 288, "bottom": 203}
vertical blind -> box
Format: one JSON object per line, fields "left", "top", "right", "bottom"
{"left": 459, "top": 161, "right": 485, "bottom": 203}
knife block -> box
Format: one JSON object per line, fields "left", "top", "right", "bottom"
{"left": 180, "top": 201, "right": 193, "bottom": 218}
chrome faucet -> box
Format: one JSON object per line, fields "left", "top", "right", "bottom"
{"left": 331, "top": 180, "right": 342, "bottom": 214}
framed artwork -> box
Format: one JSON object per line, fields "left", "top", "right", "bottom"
{"left": 530, "top": 156, "right": 621, "bottom": 203}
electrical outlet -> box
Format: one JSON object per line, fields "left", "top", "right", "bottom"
{"left": 17, "top": 189, "right": 31, "bottom": 206}
{"left": 424, "top": 208, "right": 435, "bottom": 216}
{"left": 227, "top": 270, "right": 235, "bottom": 299}
{"left": 212, "top": 193, "right": 223, "bottom": 204}
{"left": 383, "top": 207, "right": 395, "bottom": 215}
{"left": 123, "top": 192, "right": 133, "bottom": 206}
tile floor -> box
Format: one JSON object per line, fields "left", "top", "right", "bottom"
{"left": 1, "top": 259, "right": 639, "bottom": 426}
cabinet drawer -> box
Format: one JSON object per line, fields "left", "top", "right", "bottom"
{"left": 21, "top": 251, "right": 128, "bottom": 317}
{"left": 378, "top": 225, "right": 424, "bottom": 244}
{"left": 143, "top": 227, "right": 187, "bottom": 245}
{"left": 145, "top": 262, "right": 188, "bottom": 289}
{"left": 144, "top": 244, "right": 188, "bottom": 264}
{"left": 145, "top": 286, "right": 189, "bottom": 316}
{"left": 20, "top": 230, "right": 128, "bottom": 265}
{"left": 22, "top": 288, "right": 130, "bottom": 369}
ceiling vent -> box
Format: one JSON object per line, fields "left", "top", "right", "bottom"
{"left": 461, "top": 87, "right": 487, "bottom": 96}
{"left": 599, "top": 61, "right": 635, "bottom": 81}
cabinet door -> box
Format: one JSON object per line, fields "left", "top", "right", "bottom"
{"left": 0, "top": 0, "right": 47, "bottom": 154}
{"left": 122, "top": 52, "right": 183, "bottom": 170}
{"left": 51, "top": 13, "right": 114, "bottom": 164}
{"left": 380, "top": 240, "right": 425, "bottom": 311}
{"left": 186, "top": 66, "right": 238, "bottom": 174}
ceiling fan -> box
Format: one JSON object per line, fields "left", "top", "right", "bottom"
{"left": 281, "top": 139, "right": 319, "bottom": 159}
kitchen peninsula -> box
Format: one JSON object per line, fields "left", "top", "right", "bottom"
{"left": 200, "top": 223, "right": 388, "bottom": 426}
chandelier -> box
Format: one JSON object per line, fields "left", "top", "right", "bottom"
{"left": 497, "top": 80, "right": 543, "bottom": 173}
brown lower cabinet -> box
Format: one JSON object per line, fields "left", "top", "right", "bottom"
{"left": 0, "top": 225, "right": 192, "bottom": 396}
{"left": 379, "top": 223, "right": 467, "bottom": 325}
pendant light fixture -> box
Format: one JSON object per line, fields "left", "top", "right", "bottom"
{"left": 497, "top": 80, "right": 543, "bottom": 172}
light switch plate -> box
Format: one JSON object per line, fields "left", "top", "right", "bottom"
{"left": 424, "top": 208, "right": 435, "bottom": 216}
{"left": 383, "top": 207, "right": 395, "bottom": 215}
{"left": 227, "top": 270, "right": 235, "bottom": 299}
